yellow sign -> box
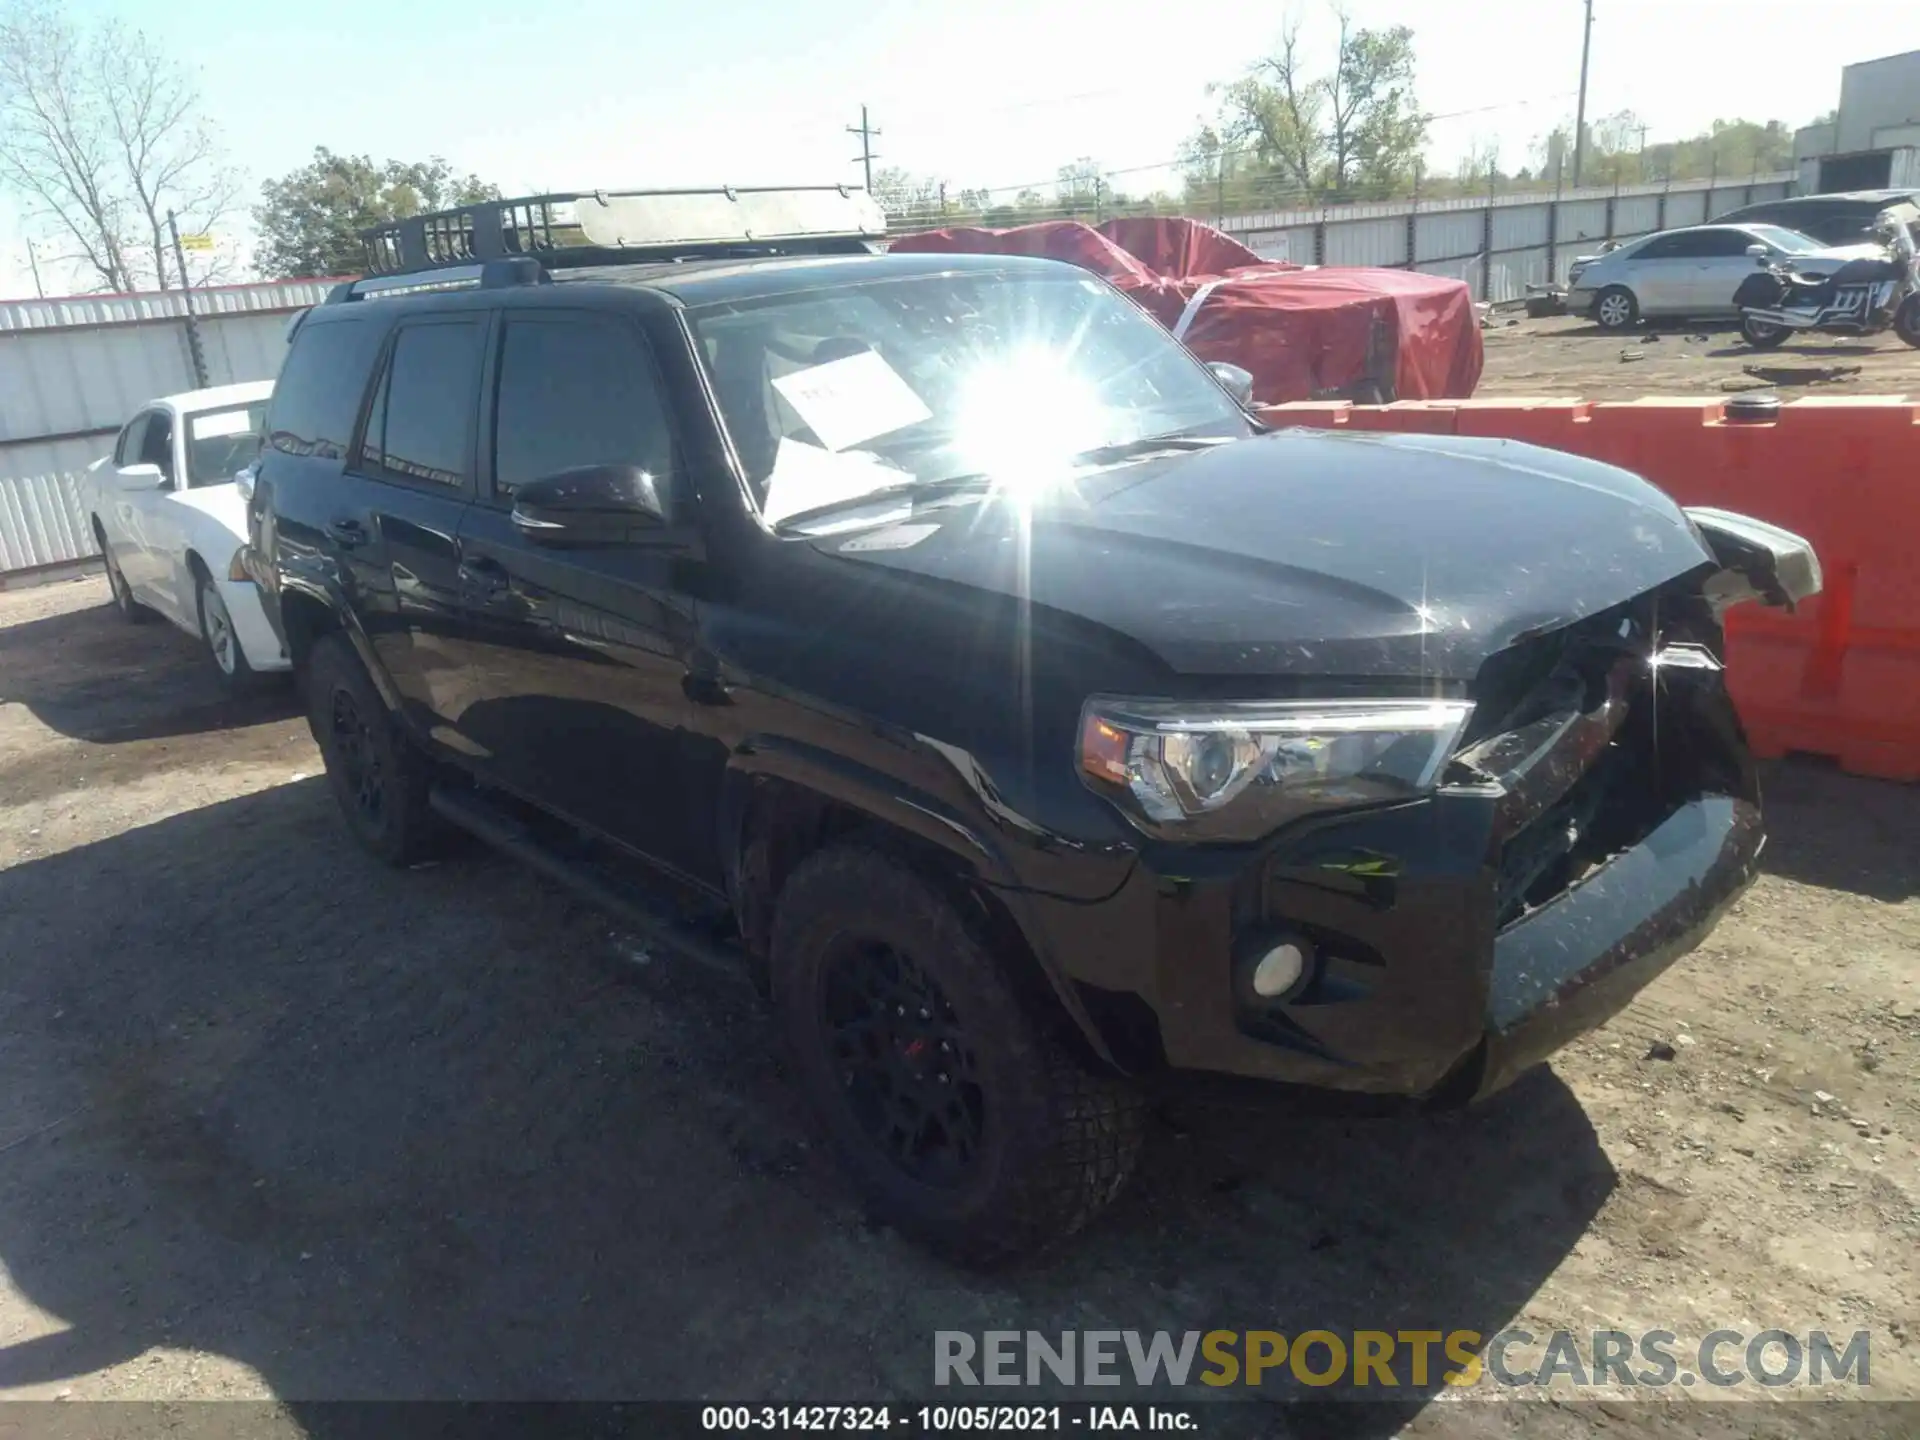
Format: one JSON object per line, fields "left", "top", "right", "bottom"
{"left": 179, "top": 233, "right": 215, "bottom": 252}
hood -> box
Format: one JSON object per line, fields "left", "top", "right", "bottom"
{"left": 1801, "top": 242, "right": 1891, "bottom": 266}
{"left": 809, "top": 430, "right": 1716, "bottom": 682}
{"left": 169, "top": 479, "right": 248, "bottom": 539}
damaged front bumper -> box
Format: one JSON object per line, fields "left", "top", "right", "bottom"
{"left": 1474, "top": 793, "right": 1761, "bottom": 1098}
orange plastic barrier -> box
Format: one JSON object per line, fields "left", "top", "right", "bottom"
{"left": 1258, "top": 395, "right": 1920, "bottom": 782}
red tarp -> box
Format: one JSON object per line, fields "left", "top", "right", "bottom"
{"left": 889, "top": 216, "right": 1483, "bottom": 405}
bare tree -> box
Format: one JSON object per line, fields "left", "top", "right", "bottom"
{"left": 0, "top": 0, "right": 235, "bottom": 292}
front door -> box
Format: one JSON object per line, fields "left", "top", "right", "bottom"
{"left": 1624, "top": 232, "right": 1697, "bottom": 312}
{"left": 442, "top": 308, "right": 711, "bottom": 886}
{"left": 115, "top": 408, "right": 181, "bottom": 615}
{"left": 334, "top": 314, "right": 487, "bottom": 731}
{"left": 1688, "top": 229, "right": 1761, "bottom": 316}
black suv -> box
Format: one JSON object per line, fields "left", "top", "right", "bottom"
{"left": 1714, "top": 190, "right": 1920, "bottom": 247}
{"left": 247, "top": 186, "right": 1818, "bottom": 1264}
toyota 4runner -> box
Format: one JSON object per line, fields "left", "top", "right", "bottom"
{"left": 244, "top": 186, "right": 1820, "bottom": 1265}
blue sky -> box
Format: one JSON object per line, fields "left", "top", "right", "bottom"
{"left": 6, "top": 0, "right": 1918, "bottom": 296}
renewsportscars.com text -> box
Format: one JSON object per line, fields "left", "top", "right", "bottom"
{"left": 934, "top": 1329, "right": 1872, "bottom": 1391}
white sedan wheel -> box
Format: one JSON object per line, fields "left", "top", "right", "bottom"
{"left": 1596, "top": 290, "right": 1636, "bottom": 330}
{"left": 200, "top": 577, "right": 238, "bottom": 677}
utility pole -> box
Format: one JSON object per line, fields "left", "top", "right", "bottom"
{"left": 847, "top": 105, "right": 880, "bottom": 192}
{"left": 167, "top": 210, "right": 210, "bottom": 389}
{"left": 1637, "top": 123, "right": 1649, "bottom": 183}
{"left": 25, "top": 239, "right": 45, "bottom": 299}
{"left": 1571, "top": 0, "right": 1595, "bottom": 188}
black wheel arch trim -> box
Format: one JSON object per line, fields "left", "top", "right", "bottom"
{"left": 718, "top": 738, "right": 1128, "bottom": 1072}
{"left": 278, "top": 570, "right": 405, "bottom": 716}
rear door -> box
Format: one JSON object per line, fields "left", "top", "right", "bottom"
{"left": 340, "top": 313, "right": 489, "bottom": 734}
{"left": 444, "top": 307, "right": 710, "bottom": 882}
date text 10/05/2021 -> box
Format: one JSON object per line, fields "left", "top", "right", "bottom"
{"left": 700, "top": 1406, "right": 1196, "bottom": 1431}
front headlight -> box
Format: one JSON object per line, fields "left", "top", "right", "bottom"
{"left": 1078, "top": 697, "right": 1474, "bottom": 841}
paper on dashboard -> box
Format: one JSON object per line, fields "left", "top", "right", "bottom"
{"left": 761, "top": 439, "right": 914, "bottom": 527}
{"left": 770, "top": 350, "right": 932, "bottom": 454}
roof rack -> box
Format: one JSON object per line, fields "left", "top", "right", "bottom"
{"left": 353, "top": 185, "right": 889, "bottom": 280}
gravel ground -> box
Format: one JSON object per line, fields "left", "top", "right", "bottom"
{"left": 1477, "top": 315, "right": 1920, "bottom": 402}
{"left": 1, "top": 576, "right": 1916, "bottom": 1438}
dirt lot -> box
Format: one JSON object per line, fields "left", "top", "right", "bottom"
{"left": 1478, "top": 315, "right": 1920, "bottom": 402}
{"left": 2, "top": 576, "right": 1917, "bottom": 1437}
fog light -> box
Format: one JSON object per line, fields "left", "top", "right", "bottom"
{"left": 1251, "top": 940, "right": 1309, "bottom": 998}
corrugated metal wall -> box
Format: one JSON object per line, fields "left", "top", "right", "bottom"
{"left": 1217, "top": 175, "right": 1796, "bottom": 305}
{"left": 1324, "top": 216, "right": 1409, "bottom": 268}
{"left": 0, "top": 279, "right": 326, "bottom": 574}
{"left": 1664, "top": 190, "right": 1710, "bottom": 227}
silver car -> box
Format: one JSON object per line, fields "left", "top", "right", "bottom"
{"left": 1568, "top": 224, "right": 1884, "bottom": 330}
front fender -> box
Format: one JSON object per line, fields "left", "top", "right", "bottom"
{"left": 276, "top": 566, "right": 405, "bottom": 715}
{"left": 718, "top": 736, "right": 1130, "bottom": 1071}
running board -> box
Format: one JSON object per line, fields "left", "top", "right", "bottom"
{"left": 427, "top": 785, "right": 751, "bottom": 985}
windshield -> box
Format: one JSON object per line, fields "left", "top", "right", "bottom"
{"left": 686, "top": 268, "right": 1249, "bottom": 527}
{"left": 184, "top": 401, "right": 268, "bottom": 488}
{"left": 1746, "top": 225, "right": 1824, "bottom": 254}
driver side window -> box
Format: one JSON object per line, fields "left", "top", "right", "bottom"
{"left": 115, "top": 413, "right": 150, "bottom": 467}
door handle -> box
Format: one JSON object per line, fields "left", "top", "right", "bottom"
{"left": 327, "top": 517, "right": 368, "bottom": 548}
{"left": 458, "top": 555, "right": 510, "bottom": 595}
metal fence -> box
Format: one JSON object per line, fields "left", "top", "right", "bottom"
{"left": 1219, "top": 174, "right": 1796, "bottom": 302}
{"left": 0, "top": 279, "right": 337, "bottom": 575}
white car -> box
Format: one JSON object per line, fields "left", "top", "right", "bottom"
{"left": 85, "top": 381, "right": 289, "bottom": 689}
{"left": 1567, "top": 223, "right": 1885, "bottom": 330}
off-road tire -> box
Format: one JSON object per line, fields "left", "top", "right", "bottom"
{"left": 1740, "top": 315, "right": 1792, "bottom": 349}
{"left": 770, "top": 844, "right": 1144, "bottom": 1266}
{"left": 306, "top": 634, "right": 438, "bottom": 867}
{"left": 1593, "top": 286, "right": 1639, "bottom": 332}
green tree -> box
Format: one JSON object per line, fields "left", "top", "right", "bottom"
{"left": 253, "top": 147, "right": 499, "bottom": 279}
{"left": 1201, "top": 5, "right": 1427, "bottom": 207}
{"left": 1325, "top": 13, "right": 1422, "bottom": 197}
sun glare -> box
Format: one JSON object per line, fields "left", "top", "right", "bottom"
{"left": 951, "top": 347, "right": 1109, "bottom": 503}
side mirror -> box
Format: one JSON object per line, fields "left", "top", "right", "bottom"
{"left": 1207, "top": 361, "right": 1256, "bottom": 407}
{"left": 1746, "top": 244, "right": 1769, "bottom": 263}
{"left": 511, "top": 464, "right": 668, "bottom": 546}
{"left": 117, "top": 462, "right": 168, "bottom": 492}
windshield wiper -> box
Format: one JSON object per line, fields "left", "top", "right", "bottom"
{"left": 1073, "top": 433, "right": 1237, "bottom": 467}
{"left": 772, "top": 473, "right": 996, "bottom": 533}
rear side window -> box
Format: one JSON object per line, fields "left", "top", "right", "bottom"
{"left": 362, "top": 319, "right": 485, "bottom": 488}
{"left": 491, "top": 315, "right": 676, "bottom": 505}
{"left": 267, "top": 318, "right": 385, "bottom": 460}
